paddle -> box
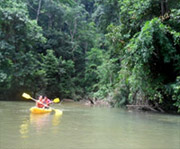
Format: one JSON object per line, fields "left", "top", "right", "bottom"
{"left": 22, "top": 93, "right": 62, "bottom": 115}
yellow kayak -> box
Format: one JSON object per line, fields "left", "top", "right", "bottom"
{"left": 29, "top": 107, "right": 63, "bottom": 116}
{"left": 30, "top": 107, "right": 52, "bottom": 114}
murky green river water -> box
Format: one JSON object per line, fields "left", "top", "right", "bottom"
{"left": 0, "top": 101, "right": 179, "bottom": 149}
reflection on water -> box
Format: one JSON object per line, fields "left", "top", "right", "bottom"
{"left": 19, "top": 113, "right": 62, "bottom": 138}
{"left": 30, "top": 113, "right": 51, "bottom": 133}
{"left": 19, "top": 119, "right": 29, "bottom": 138}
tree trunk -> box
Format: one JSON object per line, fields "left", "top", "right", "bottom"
{"left": 36, "top": 0, "right": 42, "bottom": 23}
{"left": 70, "top": 18, "right": 77, "bottom": 61}
{"left": 161, "top": 0, "right": 168, "bottom": 16}
{"left": 48, "top": 14, "right": 52, "bottom": 29}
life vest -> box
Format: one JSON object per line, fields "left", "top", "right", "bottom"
{"left": 44, "top": 98, "right": 51, "bottom": 107}
{"left": 36, "top": 97, "right": 45, "bottom": 108}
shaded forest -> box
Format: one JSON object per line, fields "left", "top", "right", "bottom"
{"left": 0, "top": 0, "right": 180, "bottom": 113}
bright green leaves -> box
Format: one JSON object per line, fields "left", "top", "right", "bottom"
{"left": 26, "top": 20, "right": 46, "bottom": 44}
{"left": 116, "top": 17, "right": 180, "bottom": 111}
{"left": 127, "top": 18, "right": 176, "bottom": 64}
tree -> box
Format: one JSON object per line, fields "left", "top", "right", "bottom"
{"left": 42, "top": 50, "right": 75, "bottom": 98}
{"left": 95, "top": 0, "right": 180, "bottom": 112}
{"left": 92, "top": 0, "right": 120, "bottom": 32}
{"left": 85, "top": 48, "right": 103, "bottom": 93}
{"left": 0, "top": 0, "right": 45, "bottom": 99}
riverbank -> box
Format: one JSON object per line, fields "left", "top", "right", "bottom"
{"left": 76, "top": 98, "right": 180, "bottom": 115}
{"left": 79, "top": 99, "right": 110, "bottom": 107}
{"left": 0, "top": 97, "right": 178, "bottom": 114}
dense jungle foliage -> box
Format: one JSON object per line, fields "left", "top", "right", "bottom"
{"left": 0, "top": 0, "right": 180, "bottom": 112}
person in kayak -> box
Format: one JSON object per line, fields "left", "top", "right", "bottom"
{"left": 36, "top": 95, "right": 45, "bottom": 108}
{"left": 43, "top": 96, "right": 52, "bottom": 109}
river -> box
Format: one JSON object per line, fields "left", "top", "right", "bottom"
{"left": 0, "top": 101, "right": 179, "bottom": 149}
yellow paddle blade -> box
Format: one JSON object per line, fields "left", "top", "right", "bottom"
{"left": 22, "top": 93, "right": 32, "bottom": 99}
{"left": 53, "top": 98, "right": 60, "bottom": 103}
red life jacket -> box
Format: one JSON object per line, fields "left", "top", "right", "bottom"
{"left": 36, "top": 98, "right": 45, "bottom": 108}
